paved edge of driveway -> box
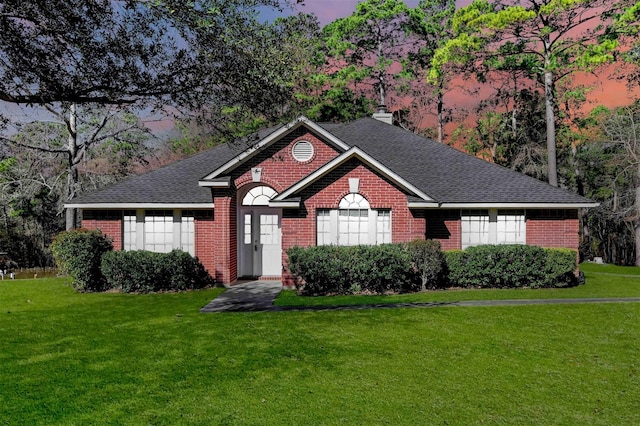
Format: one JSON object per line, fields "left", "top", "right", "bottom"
{"left": 201, "top": 281, "right": 640, "bottom": 313}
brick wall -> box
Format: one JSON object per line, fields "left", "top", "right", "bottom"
{"left": 526, "top": 209, "right": 579, "bottom": 250}
{"left": 211, "top": 190, "right": 237, "bottom": 284}
{"left": 233, "top": 129, "right": 340, "bottom": 191}
{"left": 194, "top": 211, "right": 216, "bottom": 280}
{"left": 82, "top": 210, "right": 123, "bottom": 250}
{"left": 423, "top": 209, "right": 580, "bottom": 251}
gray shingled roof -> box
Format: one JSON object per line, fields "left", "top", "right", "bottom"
{"left": 68, "top": 126, "right": 279, "bottom": 205}
{"left": 327, "top": 118, "right": 590, "bottom": 204}
{"left": 69, "top": 117, "right": 591, "bottom": 206}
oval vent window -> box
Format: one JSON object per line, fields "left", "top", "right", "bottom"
{"left": 292, "top": 140, "right": 314, "bottom": 162}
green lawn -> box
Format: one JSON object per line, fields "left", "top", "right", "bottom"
{"left": 275, "top": 262, "right": 640, "bottom": 307}
{"left": 1, "top": 269, "right": 639, "bottom": 424}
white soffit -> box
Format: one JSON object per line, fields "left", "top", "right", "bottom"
{"left": 65, "top": 203, "right": 215, "bottom": 209}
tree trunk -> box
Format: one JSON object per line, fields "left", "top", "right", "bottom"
{"left": 65, "top": 103, "right": 79, "bottom": 230}
{"left": 544, "top": 68, "right": 558, "bottom": 187}
{"left": 436, "top": 80, "right": 444, "bottom": 144}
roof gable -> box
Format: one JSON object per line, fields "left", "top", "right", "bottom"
{"left": 199, "top": 116, "right": 350, "bottom": 186}
{"left": 271, "top": 146, "right": 437, "bottom": 207}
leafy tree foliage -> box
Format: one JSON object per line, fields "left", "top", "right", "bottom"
{"left": 321, "top": 0, "right": 411, "bottom": 119}
{"left": 590, "top": 103, "right": 640, "bottom": 266}
{"left": 404, "top": 0, "right": 457, "bottom": 142}
{"left": 0, "top": 0, "right": 299, "bottom": 110}
{"left": 0, "top": 0, "right": 302, "bottom": 236}
{"left": 430, "top": 0, "right": 636, "bottom": 187}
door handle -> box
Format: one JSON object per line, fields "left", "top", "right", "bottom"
{"left": 254, "top": 239, "right": 258, "bottom": 251}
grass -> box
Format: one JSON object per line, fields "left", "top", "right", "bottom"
{"left": 1, "top": 269, "right": 639, "bottom": 424}
{"left": 275, "top": 262, "right": 640, "bottom": 307}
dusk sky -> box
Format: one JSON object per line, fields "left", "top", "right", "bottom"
{"left": 293, "top": 0, "right": 470, "bottom": 26}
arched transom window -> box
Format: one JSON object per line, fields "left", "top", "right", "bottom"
{"left": 242, "top": 186, "right": 278, "bottom": 206}
{"left": 317, "top": 193, "right": 391, "bottom": 246}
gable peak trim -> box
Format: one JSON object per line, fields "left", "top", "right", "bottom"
{"left": 273, "top": 146, "right": 436, "bottom": 203}
{"left": 198, "top": 116, "right": 350, "bottom": 185}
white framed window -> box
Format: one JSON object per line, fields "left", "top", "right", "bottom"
{"left": 123, "top": 210, "right": 137, "bottom": 251}
{"left": 122, "top": 209, "right": 198, "bottom": 255}
{"left": 338, "top": 194, "right": 370, "bottom": 246}
{"left": 461, "top": 209, "right": 526, "bottom": 248}
{"left": 316, "top": 194, "right": 391, "bottom": 246}
{"left": 144, "top": 210, "right": 174, "bottom": 253}
{"left": 181, "top": 211, "right": 195, "bottom": 255}
{"left": 497, "top": 210, "right": 526, "bottom": 244}
{"left": 316, "top": 209, "right": 332, "bottom": 245}
{"left": 376, "top": 210, "right": 392, "bottom": 244}
{"left": 243, "top": 186, "right": 277, "bottom": 206}
{"left": 461, "top": 210, "right": 490, "bottom": 249}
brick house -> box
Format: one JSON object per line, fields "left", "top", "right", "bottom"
{"left": 67, "top": 114, "right": 596, "bottom": 285}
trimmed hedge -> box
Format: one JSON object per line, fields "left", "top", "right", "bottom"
{"left": 288, "top": 244, "right": 416, "bottom": 296}
{"left": 50, "top": 229, "right": 113, "bottom": 292}
{"left": 101, "top": 250, "right": 214, "bottom": 293}
{"left": 288, "top": 242, "right": 578, "bottom": 295}
{"left": 407, "top": 239, "right": 446, "bottom": 291}
{"left": 445, "top": 245, "right": 578, "bottom": 289}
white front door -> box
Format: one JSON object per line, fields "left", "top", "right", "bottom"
{"left": 239, "top": 208, "right": 282, "bottom": 277}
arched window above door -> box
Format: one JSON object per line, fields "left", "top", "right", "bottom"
{"left": 242, "top": 186, "right": 278, "bottom": 206}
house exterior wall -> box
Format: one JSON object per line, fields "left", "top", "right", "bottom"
{"left": 280, "top": 159, "right": 424, "bottom": 286}
{"left": 82, "top": 210, "right": 124, "bottom": 250}
{"left": 526, "top": 209, "right": 579, "bottom": 249}
{"left": 425, "top": 210, "right": 462, "bottom": 250}
{"left": 211, "top": 191, "right": 237, "bottom": 284}
{"left": 81, "top": 209, "right": 219, "bottom": 280}
{"left": 194, "top": 211, "right": 216, "bottom": 281}
{"left": 424, "top": 209, "right": 580, "bottom": 252}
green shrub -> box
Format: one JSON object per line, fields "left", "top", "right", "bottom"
{"left": 545, "top": 248, "right": 579, "bottom": 287}
{"left": 406, "top": 239, "right": 446, "bottom": 291}
{"left": 101, "top": 250, "right": 214, "bottom": 293}
{"left": 50, "top": 229, "right": 113, "bottom": 292}
{"left": 287, "top": 244, "right": 414, "bottom": 296}
{"left": 445, "top": 245, "right": 578, "bottom": 289}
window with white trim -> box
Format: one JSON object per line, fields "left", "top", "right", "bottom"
{"left": 317, "top": 209, "right": 332, "bottom": 245}
{"left": 316, "top": 194, "right": 391, "bottom": 246}
{"left": 461, "top": 209, "right": 526, "bottom": 248}
{"left": 497, "top": 210, "right": 526, "bottom": 244}
{"left": 181, "top": 211, "right": 195, "bottom": 255}
{"left": 242, "top": 185, "right": 278, "bottom": 206}
{"left": 461, "top": 210, "right": 490, "bottom": 249}
{"left": 338, "top": 194, "right": 370, "bottom": 245}
{"left": 376, "top": 210, "right": 392, "bottom": 244}
{"left": 122, "top": 209, "right": 199, "bottom": 255}
{"left": 123, "top": 210, "right": 137, "bottom": 251}
{"left": 144, "top": 210, "right": 174, "bottom": 253}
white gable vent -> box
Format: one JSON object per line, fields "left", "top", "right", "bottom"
{"left": 292, "top": 140, "right": 314, "bottom": 162}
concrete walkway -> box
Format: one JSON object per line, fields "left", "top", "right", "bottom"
{"left": 200, "top": 281, "right": 283, "bottom": 312}
{"left": 201, "top": 281, "right": 640, "bottom": 313}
